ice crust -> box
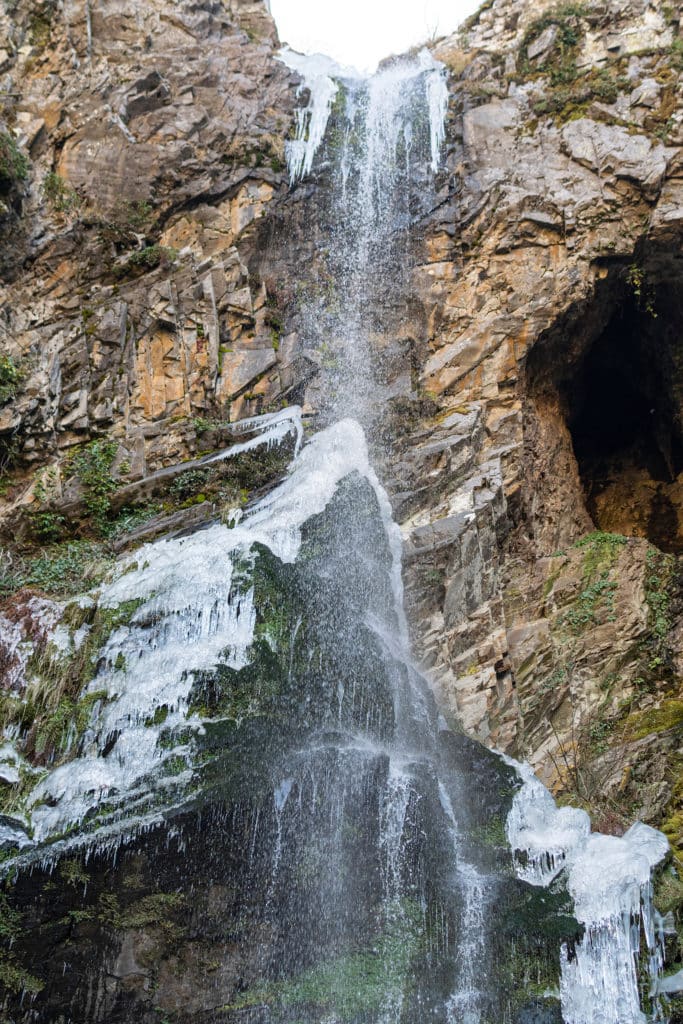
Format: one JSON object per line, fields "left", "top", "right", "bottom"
{"left": 506, "top": 760, "right": 670, "bottom": 1024}
{"left": 3, "top": 416, "right": 401, "bottom": 851}
{"left": 418, "top": 49, "right": 449, "bottom": 172}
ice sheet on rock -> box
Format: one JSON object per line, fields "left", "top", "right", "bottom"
{"left": 19, "top": 418, "right": 401, "bottom": 846}
{"left": 208, "top": 406, "right": 304, "bottom": 462}
{"left": 0, "top": 597, "right": 62, "bottom": 692}
{"left": 0, "top": 822, "right": 34, "bottom": 849}
{"left": 561, "top": 825, "right": 670, "bottom": 1024}
{"left": 505, "top": 758, "right": 670, "bottom": 1024}
{"left": 568, "top": 824, "right": 669, "bottom": 922}
{"left": 240, "top": 417, "right": 382, "bottom": 564}
{"left": 278, "top": 49, "right": 341, "bottom": 183}
{"left": 657, "top": 969, "right": 683, "bottom": 995}
{"left": 0, "top": 615, "right": 27, "bottom": 691}
{"left": 0, "top": 743, "right": 21, "bottom": 785}
{"left": 505, "top": 759, "right": 590, "bottom": 884}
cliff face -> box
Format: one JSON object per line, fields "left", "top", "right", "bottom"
{"left": 0, "top": 0, "right": 294, "bottom": 492}
{"left": 0, "top": 0, "right": 682, "bottom": 927}
{"left": 397, "top": 0, "right": 683, "bottom": 860}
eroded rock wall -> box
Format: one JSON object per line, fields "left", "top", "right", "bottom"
{"left": 0, "top": 0, "right": 297, "bottom": 518}
{"left": 396, "top": 0, "right": 683, "bottom": 862}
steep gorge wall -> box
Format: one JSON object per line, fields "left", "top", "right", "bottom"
{"left": 0, "top": 0, "right": 295, "bottom": 506}
{"left": 0, "top": 0, "right": 681, "bottom": 886}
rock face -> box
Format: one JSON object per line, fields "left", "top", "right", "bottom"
{"left": 0, "top": 0, "right": 682, "bottom": 1008}
{"left": 397, "top": 0, "right": 683, "bottom": 859}
{"left": 0, "top": 0, "right": 296, "bottom": 497}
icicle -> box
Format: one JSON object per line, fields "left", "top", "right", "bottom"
{"left": 278, "top": 49, "right": 340, "bottom": 183}
{"left": 208, "top": 405, "right": 304, "bottom": 461}
{"left": 418, "top": 49, "right": 449, "bottom": 172}
{"left": 2, "top": 417, "right": 412, "bottom": 858}
{"left": 505, "top": 760, "right": 670, "bottom": 1024}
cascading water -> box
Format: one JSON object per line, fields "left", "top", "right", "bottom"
{"left": 0, "top": 46, "right": 674, "bottom": 1024}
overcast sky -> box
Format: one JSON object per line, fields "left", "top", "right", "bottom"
{"left": 270, "top": 0, "right": 481, "bottom": 73}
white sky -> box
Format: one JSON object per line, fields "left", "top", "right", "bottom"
{"left": 269, "top": 0, "right": 482, "bottom": 73}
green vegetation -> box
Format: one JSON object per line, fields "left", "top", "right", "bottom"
{"left": 27, "top": 1, "right": 56, "bottom": 48}
{"left": 0, "top": 540, "right": 114, "bottom": 598}
{"left": 623, "top": 700, "right": 683, "bottom": 742}
{"left": 519, "top": 4, "right": 588, "bottom": 87}
{"left": 531, "top": 64, "right": 630, "bottom": 121}
{"left": 513, "top": 5, "right": 633, "bottom": 124}
{"left": 29, "top": 467, "right": 66, "bottom": 540}
{"left": 51, "top": 597, "right": 143, "bottom": 687}
{"left": 468, "top": 814, "right": 507, "bottom": 848}
{"left": 60, "top": 858, "right": 90, "bottom": 888}
{"left": 627, "top": 263, "right": 658, "bottom": 318}
{"left": 224, "top": 901, "right": 422, "bottom": 1019}
{"left": 0, "top": 892, "right": 43, "bottom": 995}
{"left": 561, "top": 532, "right": 626, "bottom": 633}
{"left": 0, "top": 598, "right": 142, "bottom": 777}
{"left": 29, "top": 689, "right": 108, "bottom": 763}
{"left": 575, "top": 530, "right": 626, "bottom": 575}
{"left": 0, "top": 354, "right": 22, "bottom": 406}
{"left": 70, "top": 439, "right": 118, "bottom": 534}
{"left": 237, "top": 139, "right": 286, "bottom": 173}
{"left": 107, "top": 502, "right": 164, "bottom": 539}
{"left": 41, "top": 172, "right": 80, "bottom": 214}
{"left": 98, "top": 891, "right": 186, "bottom": 936}
{"left": 265, "top": 304, "right": 284, "bottom": 351}
{"left": 31, "top": 509, "right": 67, "bottom": 542}
{"left": 671, "top": 38, "right": 683, "bottom": 72}
{"left": 96, "top": 199, "right": 154, "bottom": 245}
{"left": 654, "top": 865, "right": 683, "bottom": 980}
{"left": 170, "top": 467, "right": 211, "bottom": 501}
{"left": 192, "top": 416, "right": 215, "bottom": 435}
{"left": 460, "top": 0, "right": 494, "bottom": 34}
{"left": 113, "top": 244, "right": 177, "bottom": 278}
{"left": 642, "top": 547, "right": 676, "bottom": 674}
{"left": 0, "top": 131, "right": 28, "bottom": 192}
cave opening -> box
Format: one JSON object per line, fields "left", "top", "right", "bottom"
{"left": 567, "top": 279, "right": 683, "bottom": 553}
{"left": 528, "top": 258, "right": 683, "bottom": 555}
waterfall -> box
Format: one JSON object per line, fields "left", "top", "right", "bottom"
{"left": 0, "top": 43, "right": 673, "bottom": 1024}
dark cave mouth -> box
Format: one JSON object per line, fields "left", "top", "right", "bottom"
{"left": 534, "top": 262, "right": 683, "bottom": 554}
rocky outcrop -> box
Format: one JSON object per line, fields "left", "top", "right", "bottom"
{"left": 0, "top": 0, "right": 682, "bottom": 1015}
{"left": 0, "top": 0, "right": 297, "bottom": 521}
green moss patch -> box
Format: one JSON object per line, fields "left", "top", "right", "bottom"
{"left": 518, "top": 4, "right": 588, "bottom": 87}
{"left": 0, "top": 355, "right": 22, "bottom": 406}
{"left": 0, "top": 891, "right": 43, "bottom": 996}
{"left": 623, "top": 700, "right": 683, "bottom": 742}
{"left": 224, "top": 901, "right": 422, "bottom": 1020}
{"left": 557, "top": 533, "right": 627, "bottom": 634}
